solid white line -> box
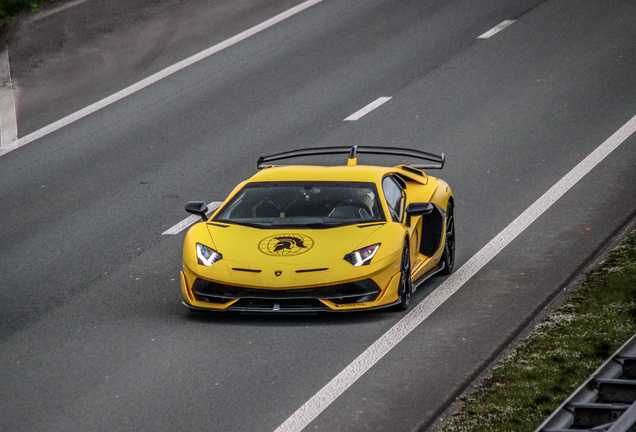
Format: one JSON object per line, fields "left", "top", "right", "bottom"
{"left": 0, "top": 0, "right": 324, "bottom": 157}
{"left": 273, "top": 113, "right": 636, "bottom": 432}
{"left": 478, "top": 20, "right": 515, "bottom": 39}
{"left": 162, "top": 202, "right": 223, "bottom": 235}
{"left": 0, "top": 50, "right": 18, "bottom": 148}
{"left": 23, "top": 0, "right": 90, "bottom": 24}
{"left": 344, "top": 97, "right": 392, "bottom": 121}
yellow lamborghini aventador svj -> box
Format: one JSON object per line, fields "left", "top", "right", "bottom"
{"left": 180, "top": 146, "right": 454, "bottom": 312}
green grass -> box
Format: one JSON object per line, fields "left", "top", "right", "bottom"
{"left": 0, "top": 0, "right": 57, "bottom": 23}
{"left": 443, "top": 230, "right": 636, "bottom": 431}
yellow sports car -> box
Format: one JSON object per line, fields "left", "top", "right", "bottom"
{"left": 180, "top": 146, "right": 454, "bottom": 312}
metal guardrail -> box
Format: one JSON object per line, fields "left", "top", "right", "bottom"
{"left": 535, "top": 333, "right": 636, "bottom": 432}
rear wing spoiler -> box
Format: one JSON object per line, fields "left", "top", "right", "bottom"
{"left": 257, "top": 146, "right": 445, "bottom": 170}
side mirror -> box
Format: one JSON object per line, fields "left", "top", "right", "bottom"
{"left": 185, "top": 201, "right": 209, "bottom": 222}
{"left": 405, "top": 202, "right": 434, "bottom": 226}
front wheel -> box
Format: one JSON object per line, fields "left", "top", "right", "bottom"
{"left": 394, "top": 240, "right": 412, "bottom": 311}
{"left": 440, "top": 202, "right": 455, "bottom": 275}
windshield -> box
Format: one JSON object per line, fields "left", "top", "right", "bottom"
{"left": 214, "top": 181, "right": 385, "bottom": 228}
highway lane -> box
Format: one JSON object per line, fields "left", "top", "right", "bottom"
{"left": 1, "top": 0, "right": 636, "bottom": 431}
{"left": 10, "top": 0, "right": 308, "bottom": 137}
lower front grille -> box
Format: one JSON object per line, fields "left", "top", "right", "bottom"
{"left": 192, "top": 278, "right": 381, "bottom": 309}
{"left": 230, "top": 298, "right": 329, "bottom": 311}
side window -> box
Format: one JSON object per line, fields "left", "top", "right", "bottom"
{"left": 382, "top": 176, "right": 404, "bottom": 223}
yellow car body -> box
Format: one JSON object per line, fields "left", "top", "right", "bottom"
{"left": 181, "top": 146, "right": 454, "bottom": 312}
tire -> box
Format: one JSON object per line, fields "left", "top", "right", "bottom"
{"left": 440, "top": 202, "right": 455, "bottom": 275}
{"left": 394, "top": 240, "right": 412, "bottom": 311}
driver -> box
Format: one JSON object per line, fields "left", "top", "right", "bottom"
{"left": 358, "top": 188, "right": 375, "bottom": 216}
{"left": 344, "top": 187, "right": 375, "bottom": 217}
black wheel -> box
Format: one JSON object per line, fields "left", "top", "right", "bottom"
{"left": 440, "top": 202, "right": 455, "bottom": 275}
{"left": 394, "top": 240, "right": 412, "bottom": 311}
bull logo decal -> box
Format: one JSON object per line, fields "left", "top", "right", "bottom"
{"left": 259, "top": 233, "right": 314, "bottom": 256}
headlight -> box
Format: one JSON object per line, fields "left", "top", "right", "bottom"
{"left": 196, "top": 243, "right": 223, "bottom": 266}
{"left": 343, "top": 244, "right": 380, "bottom": 267}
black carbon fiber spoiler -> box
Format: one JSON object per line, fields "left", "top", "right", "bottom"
{"left": 256, "top": 146, "right": 445, "bottom": 170}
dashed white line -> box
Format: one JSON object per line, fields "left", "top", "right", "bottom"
{"left": 0, "top": 0, "right": 325, "bottom": 157}
{"left": 273, "top": 113, "right": 636, "bottom": 432}
{"left": 478, "top": 20, "right": 515, "bottom": 39}
{"left": 162, "top": 202, "right": 223, "bottom": 235}
{"left": 0, "top": 50, "right": 17, "bottom": 149}
{"left": 344, "top": 97, "right": 392, "bottom": 121}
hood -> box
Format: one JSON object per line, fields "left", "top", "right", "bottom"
{"left": 206, "top": 223, "right": 384, "bottom": 267}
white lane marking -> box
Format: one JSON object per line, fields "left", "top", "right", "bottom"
{"left": 0, "top": 50, "right": 17, "bottom": 148}
{"left": 274, "top": 113, "right": 636, "bottom": 432}
{"left": 478, "top": 20, "right": 515, "bottom": 39}
{"left": 0, "top": 0, "right": 324, "bottom": 157}
{"left": 162, "top": 202, "right": 223, "bottom": 235}
{"left": 344, "top": 97, "right": 392, "bottom": 121}
{"left": 24, "top": 0, "right": 91, "bottom": 24}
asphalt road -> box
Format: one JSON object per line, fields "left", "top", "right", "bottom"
{"left": 1, "top": 0, "right": 636, "bottom": 431}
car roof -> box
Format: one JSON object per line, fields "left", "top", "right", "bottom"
{"left": 247, "top": 165, "right": 398, "bottom": 184}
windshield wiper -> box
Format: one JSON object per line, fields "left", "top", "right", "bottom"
{"left": 278, "top": 221, "right": 357, "bottom": 229}
{"left": 226, "top": 220, "right": 272, "bottom": 228}
{"left": 225, "top": 219, "right": 363, "bottom": 229}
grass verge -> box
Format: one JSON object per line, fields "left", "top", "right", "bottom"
{"left": 0, "top": 0, "right": 57, "bottom": 23}
{"left": 442, "top": 229, "right": 636, "bottom": 431}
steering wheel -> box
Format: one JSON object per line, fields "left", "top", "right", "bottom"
{"left": 330, "top": 199, "right": 373, "bottom": 220}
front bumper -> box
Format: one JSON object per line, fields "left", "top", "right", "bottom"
{"left": 180, "top": 266, "right": 402, "bottom": 313}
